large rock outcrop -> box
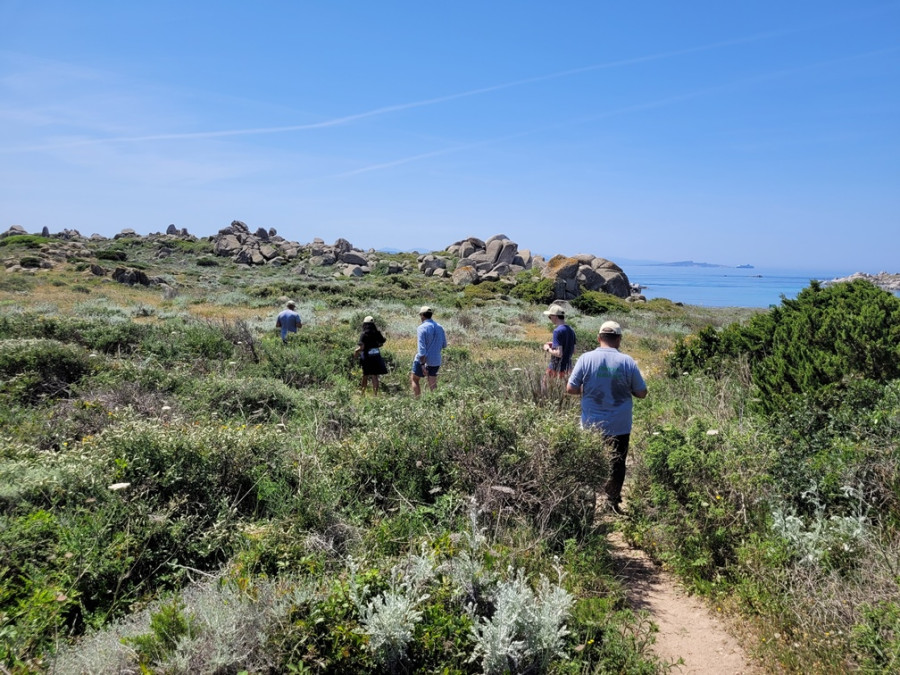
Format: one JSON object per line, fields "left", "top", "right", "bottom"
{"left": 0, "top": 223, "right": 635, "bottom": 299}
{"left": 211, "top": 222, "right": 407, "bottom": 277}
{"left": 213, "top": 220, "right": 303, "bottom": 266}
{"left": 437, "top": 235, "right": 633, "bottom": 299}
{"left": 437, "top": 234, "right": 539, "bottom": 286}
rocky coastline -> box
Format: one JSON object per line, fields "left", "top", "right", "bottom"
{"left": 0, "top": 222, "right": 643, "bottom": 302}
{"left": 825, "top": 272, "right": 900, "bottom": 293}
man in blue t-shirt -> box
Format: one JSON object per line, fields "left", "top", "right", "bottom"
{"left": 567, "top": 320, "right": 648, "bottom": 513}
{"left": 411, "top": 305, "right": 448, "bottom": 397}
{"left": 542, "top": 304, "right": 576, "bottom": 385}
{"left": 275, "top": 301, "right": 302, "bottom": 343}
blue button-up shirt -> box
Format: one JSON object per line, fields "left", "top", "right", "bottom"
{"left": 416, "top": 318, "right": 447, "bottom": 366}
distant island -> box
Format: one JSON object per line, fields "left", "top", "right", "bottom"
{"left": 648, "top": 260, "right": 753, "bottom": 269}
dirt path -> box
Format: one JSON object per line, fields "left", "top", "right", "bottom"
{"left": 606, "top": 529, "right": 760, "bottom": 674}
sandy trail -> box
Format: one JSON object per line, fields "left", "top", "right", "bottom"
{"left": 606, "top": 529, "right": 760, "bottom": 674}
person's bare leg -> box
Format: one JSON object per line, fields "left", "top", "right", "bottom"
{"left": 427, "top": 375, "right": 438, "bottom": 391}
{"left": 372, "top": 375, "right": 380, "bottom": 395}
{"left": 411, "top": 373, "right": 421, "bottom": 397}
{"left": 360, "top": 373, "right": 368, "bottom": 395}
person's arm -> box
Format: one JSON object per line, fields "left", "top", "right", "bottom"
{"left": 544, "top": 326, "right": 566, "bottom": 358}
{"left": 566, "top": 361, "right": 583, "bottom": 395}
{"left": 416, "top": 325, "right": 428, "bottom": 363}
{"left": 632, "top": 365, "right": 648, "bottom": 398}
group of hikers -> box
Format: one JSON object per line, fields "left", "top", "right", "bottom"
{"left": 276, "top": 302, "right": 446, "bottom": 398}
{"left": 275, "top": 301, "right": 647, "bottom": 513}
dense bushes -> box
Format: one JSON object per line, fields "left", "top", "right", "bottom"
{"left": 624, "top": 280, "right": 900, "bottom": 670}
{"left": 0, "top": 339, "right": 93, "bottom": 404}
{"left": 570, "top": 291, "right": 631, "bottom": 316}
{"left": 192, "top": 375, "right": 306, "bottom": 420}
{"left": 510, "top": 271, "right": 555, "bottom": 305}
{"left": 0, "top": 421, "right": 335, "bottom": 666}
{"left": 668, "top": 279, "right": 900, "bottom": 414}
{"left": 10, "top": 243, "right": 900, "bottom": 672}
{"left": 95, "top": 249, "right": 127, "bottom": 261}
{"left": 257, "top": 323, "right": 358, "bottom": 387}
{"left": 0, "top": 235, "right": 50, "bottom": 249}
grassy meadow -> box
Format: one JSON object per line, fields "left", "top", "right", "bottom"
{"left": 1, "top": 233, "right": 898, "bottom": 673}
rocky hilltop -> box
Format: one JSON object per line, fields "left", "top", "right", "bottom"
{"left": 1, "top": 221, "right": 640, "bottom": 301}
{"left": 824, "top": 272, "right": 900, "bottom": 293}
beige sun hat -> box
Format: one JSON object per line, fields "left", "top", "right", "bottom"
{"left": 419, "top": 305, "right": 433, "bottom": 315}
{"left": 542, "top": 304, "right": 565, "bottom": 317}
{"left": 599, "top": 320, "right": 623, "bottom": 335}
{"left": 363, "top": 315, "right": 374, "bottom": 323}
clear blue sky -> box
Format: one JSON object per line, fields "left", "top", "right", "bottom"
{"left": 2, "top": 1, "right": 898, "bottom": 271}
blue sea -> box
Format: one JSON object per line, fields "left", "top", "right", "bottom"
{"left": 628, "top": 265, "right": 893, "bottom": 309}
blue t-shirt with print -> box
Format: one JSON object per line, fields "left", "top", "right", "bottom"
{"left": 567, "top": 347, "right": 646, "bottom": 435}
{"left": 276, "top": 309, "right": 302, "bottom": 340}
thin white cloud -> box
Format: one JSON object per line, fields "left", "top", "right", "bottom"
{"left": 0, "top": 28, "right": 796, "bottom": 154}
{"left": 328, "top": 45, "right": 900, "bottom": 179}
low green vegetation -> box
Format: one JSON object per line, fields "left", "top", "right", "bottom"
{"left": 571, "top": 291, "right": 632, "bottom": 316}
{"left": 0, "top": 235, "right": 51, "bottom": 249}
{"left": 627, "top": 279, "right": 900, "bottom": 672}
{"left": 1, "top": 237, "right": 897, "bottom": 673}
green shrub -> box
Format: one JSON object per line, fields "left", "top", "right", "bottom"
{"left": 1, "top": 420, "right": 316, "bottom": 649}
{"left": 0, "top": 273, "right": 34, "bottom": 292}
{"left": 52, "top": 579, "right": 295, "bottom": 674}
{"left": 192, "top": 376, "right": 305, "bottom": 420}
{"left": 196, "top": 256, "right": 219, "bottom": 267}
{"left": 257, "top": 324, "right": 357, "bottom": 387}
{"left": 852, "top": 600, "right": 900, "bottom": 671}
{"left": 462, "top": 281, "right": 505, "bottom": 302}
{"left": 644, "top": 297, "right": 684, "bottom": 313}
{"left": 0, "top": 314, "right": 150, "bottom": 355}
{"left": 81, "top": 320, "right": 147, "bottom": 354}
{"left": 0, "top": 339, "right": 92, "bottom": 404}
{"left": 95, "top": 249, "right": 127, "bottom": 261}
{"left": 667, "top": 280, "right": 900, "bottom": 415}
{"left": 140, "top": 319, "right": 236, "bottom": 363}
{"left": 168, "top": 239, "right": 214, "bottom": 254}
{"left": 510, "top": 273, "right": 555, "bottom": 305}
{"left": 0, "top": 235, "right": 50, "bottom": 248}
{"left": 18, "top": 256, "right": 43, "bottom": 269}
{"left": 571, "top": 291, "right": 631, "bottom": 316}
{"left": 633, "top": 423, "right": 749, "bottom": 585}
{"left": 122, "top": 598, "right": 199, "bottom": 668}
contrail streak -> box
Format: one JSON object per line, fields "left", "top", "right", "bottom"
{"left": 4, "top": 29, "right": 793, "bottom": 153}
{"left": 330, "top": 45, "right": 900, "bottom": 179}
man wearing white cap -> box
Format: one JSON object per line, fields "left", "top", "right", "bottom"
{"left": 567, "top": 320, "right": 648, "bottom": 513}
{"left": 275, "top": 301, "right": 302, "bottom": 343}
{"left": 542, "top": 304, "right": 577, "bottom": 385}
{"left": 411, "top": 305, "right": 447, "bottom": 397}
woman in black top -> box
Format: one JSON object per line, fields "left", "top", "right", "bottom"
{"left": 353, "top": 316, "right": 388, "bottom": 395}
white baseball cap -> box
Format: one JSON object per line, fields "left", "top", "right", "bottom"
{"left": 599, "top": 320, "right": 622, "bottom": 335}
{"left": 542, "top": 304, "right": 565, "bottom": 317}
